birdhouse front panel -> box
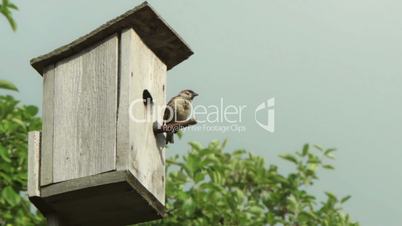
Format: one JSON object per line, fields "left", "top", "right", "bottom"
{"left": 41, "top": 35, "right": 119, "bottom": 185}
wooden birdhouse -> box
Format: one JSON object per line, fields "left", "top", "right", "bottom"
{"left": 27, "top": 2, "right": 193, "bottom": 225}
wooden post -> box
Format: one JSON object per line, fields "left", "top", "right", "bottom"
{"left": 47, "top": 214, "right": 64, "bottom": 226}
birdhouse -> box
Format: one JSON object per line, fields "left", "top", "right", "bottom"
{"left": 27, "top": 2, "right": 193, "bottom": 225}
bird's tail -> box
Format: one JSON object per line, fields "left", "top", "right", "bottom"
{"left": 166, "top": 132, "right": 174, "bottom": 144}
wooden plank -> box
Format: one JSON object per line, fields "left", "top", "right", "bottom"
{"left": 53, "top": 35, "right": 118, "bottom": 183}
{"left": 41, "top": 65, "right": 55, "bottom": 186}
{"left": 30, "top": 2, "right": 193, "bottom": 74}
{"left": 28, "top": 131, "right": 41, "bottom": 197}
{"left": 41, "top": 171, "right": 127, "bottom": 197}
{"left": 116, "top": 29, "right": 131, "bottom": 171}
{"left": 53, "top": 53, "right": 81, "bottom": 183}
{"left": 123, "top": 29, "right": 167, "bottom": 205}
{"left": 39, "top": 171, "right": 164, "bottom": 226}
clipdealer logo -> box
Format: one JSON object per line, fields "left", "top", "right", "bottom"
{"left": 128, "top": 97, "right": 275, "bottom": 133}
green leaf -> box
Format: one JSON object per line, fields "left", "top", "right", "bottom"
{"left": 287, "top": 194, "right": 300, "bottom": 213}
{"left": 313, "top": 144, "right": 324, "bottom": 152}
{"left": 323, "top": 164, "right": 335, "bottom": 170}
{"left": 176, "top": 130, "right": 184, "bottom": 139}
{"left": 249, "top": 206, "right": 264, "bottom": 215}
{"left": 341, "top": 195, "right": 351, "bottom": 204}
{"left": 0, "top": 80, "right": 18, "bottom": 91}
{"left": 307, "top": 163, "right": 319, "bottom": 172}
{"left": 193, "top": 171, "right": 205, "bottom": 183}
{"left": 0, "top": 145, "right": 11, "bottom": 162}
{"left": 325, "top": 192, "right": 338, "bottom": 202}
{"left": 221, "top": 139, "right": 228, "bottom": 149}
{"left": 2, "top": 11, "right": 17, "bottom": 31}
{"left": 2, "top": 186, "right": 21, "bottom": 206}
{"left": 12, "top": 117, "right": 25, "bottom": 127}
{"left": 302, "top": 144, "right": 309, "bottom": 156}
{"left": 324, "top": 148, "right": 336, "bottom": 159}
{"left": 279, "top": 154, "right": 298, "bottom": 164}
{"left": 7, "top": 2, "right": 17, "bottom": 10}
{"left": 1, "top": 0, "right": 18, "bottom": 31}
{"left": 189, "top": 141, "right": 203, "bottom": 151}
{"left": 25, "top": 105, "right": 39, "bottom": 116}
{"left": 184, "top": 154, "right": 200, "bottom": 177}
{"left": 182, "top": 198, "right": 196, "bottom": 216}
{"left": 234, "top": 188, "right": 244, "bottom": 202}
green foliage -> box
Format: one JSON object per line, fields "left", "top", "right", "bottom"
{"left": 0, "top": 94, "right": 44, "bottom": 225}
{"left": 143, "top": 141, "right": 358, "bottom": 226}
{"left": 0, "top": 81, "right": 356, "bottom": 225}
{"left": 0, "top": 80, "right": 18, "bottom": 92}
{"left": 0, "top": 0, "right": 18, "bottom": 31}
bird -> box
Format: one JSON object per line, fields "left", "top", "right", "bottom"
{"left": 163, "top": 89, "right": 199, "bottom": 144}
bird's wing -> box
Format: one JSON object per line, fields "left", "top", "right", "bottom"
{"left": 175, "top": 98, "right": 190, "bottom": 120}
{"left": 164, "top": 96, "right": 178, "bottom": 122}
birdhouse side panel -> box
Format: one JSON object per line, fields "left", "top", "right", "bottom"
{"left": 28, "top": 131, "right": 41, "bottom": 197}
{"left": 118, "top": 28, "right": 166, "bottom": 205}
{"left": 51, "top": 35, "right": 119, "bottom": 183}
{"left": 41, "top": 65, "right": 55, "bottom": 186}
{"left": 116, "top": 29, "right": 133, "bottom": 171}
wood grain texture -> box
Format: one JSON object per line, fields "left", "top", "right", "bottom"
{"left": 30, "top": 2, "right": 193, "bottom": 74}
{"left": 52, "top": 35, "right": 118, "bottom": 183}
{"left": 38, "top": 171, "right": 164, "bottom": 226}
{"left": 41, "top": 171, "right": 126, "bottom": 197}
{"left": 41, "top": 65, "right": 55, "bottom": 186}
{"left": 118, "top": 28, "right": 167, "bottom": 204}
{"left": 116, "top": 29, "right": 131, "bottom": 171}
{"left": 28, "top": 131, "right": 41, "bottom": 197}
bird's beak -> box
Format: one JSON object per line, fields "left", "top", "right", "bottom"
{"left": 193, "top": 92, "right": 199, "bottom": 97}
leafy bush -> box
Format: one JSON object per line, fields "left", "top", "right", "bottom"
{"left": 0, "top": 94, "right": 44, "bottom": 225}
{"left": 0, "top": 82, "right": 357, "bottom": 225}
{"left": 143, "top": 141, "right": 358, "bottom": 226}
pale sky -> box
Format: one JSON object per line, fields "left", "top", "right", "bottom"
{"left": 1, "top": 1, "right": 402, "bottom": 225}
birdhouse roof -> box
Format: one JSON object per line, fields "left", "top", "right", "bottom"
{"left": 30, "top": 1, "right": 193, "bottom": 74}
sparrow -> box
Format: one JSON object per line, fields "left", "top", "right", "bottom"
{"left": 164, "top": 89, "right": 199, "bottom": 144}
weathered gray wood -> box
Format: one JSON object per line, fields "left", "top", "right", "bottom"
{"left": 41, "top": 171, "right": 126, "bottom": 197}
{"left": 116, "top": 29, "right": 131, "bottom": 171}
{"left": 53, "top": 54, "right": 81, "bottom": 183}
{"left": 118, "top": 28, "right": 167, "bottom": 205}
{"left": 30, "top": 2, "right": 193, "bottom": 74}
{"left": 53, "top": 34, "right": 118, "bottom": 183}
{"left": 28, "top": 2, "right": 195, "bottom": 225}
{"left": 41, "top": 66, "right": 55, "bottom": 186}
{"left": 40, "top": 171, "right": 164, "bottom": 226}
{"left": 28, "top": 131, "right": 41, "bottom": 197}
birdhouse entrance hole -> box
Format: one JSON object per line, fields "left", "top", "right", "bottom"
{"left": 143, "top": 89, "right": 153, "bottom": 106}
